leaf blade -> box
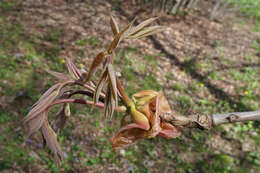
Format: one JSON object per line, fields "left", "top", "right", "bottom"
{"left": 23, "top": 85, "right": 60, "bottom": 123}
{"left": 46, "top": 70, "right": 71, "bottom": 81}
{"left": 65, "top": 57, "right": 82, "bottom": 80}
{"left": 107, "top": 64, "right": 118, "bottom": 107}
{"left": 127, "top": 26, "right": 165, "bottom": 39}
{"left": 110, "top": 14, "right": 120, "bottom": 36}
{"left": 41, "top": 116, "right": 65, "bottom": 165}
{"left": 128, "top": 17, "right": 158, "bottom": 36}
{"left": 85, "top": 52, "right": 106, "bottom": 81}
{"left": 107, "top": 17, "right": 136, "bottom": 54}
{"left": 94, "top": 69, "right": 108, "bottom": 104}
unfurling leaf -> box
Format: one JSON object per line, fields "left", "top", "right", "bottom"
{"left": 94, "top": 69, "right": 108, "bottom": 104}
{"left": 111, "top": 123, "right": 148, "bottom": 148}
{"left": 85, "top": 52, "right": 106, "bottom": 81}
{"left": 107, "top": 64, "right": 118, "bottom": 107}
{"left": 32, "top": 83, "right": 61, "bottom": 108}
{"left": 25, "top": 111, "right": 46, "bottom": 137}
{"left": 65, "top": 57, "right": 82, "bottom": 80}
{"left": 128, "top": 17, "right": 158, "bottom": 36}
{"left": 110, "top": 14, "right": 120, "bottom": 36}
{"left": 23, "top": 85, "right": 61, "bottom": 123}
{"left": 41, "top": 117, "right": 65, "bottom": 165}
{"left": 107, "top": 17, "right": 136, "bottom": 54}
{"left": 53, "top": 104, "right": 69, "bottom": 135}
{"left": 104, "top": 86, "right": 116, "bottom": 119}
{"left": 112, "top": 91, "right": 181, "bottom": 148}
{"left": 46, "top": 70, "right": 71, "bottom": 81}
{"left": 127, "top": 26, "right": 165, "bottom": 39}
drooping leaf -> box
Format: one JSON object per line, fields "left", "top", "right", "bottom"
{"left": 25, "top": 111, "right": 46, "bottom": 137}
{"left": 158, "top": 122, "right": 181, "bottom": 138}
{"left": 104, "top": 86, "right": 116, "bottom": 119}
{"left": 94, "top": 69, "right": 108, "bottom": 104}
{"left": 104, "top": 86, "right": 111, "bottom": 118}
{"left": 32, "top": 83, "right": 61, "bottom": 108}
{"left": 41, "top": 117, "right": 65, "bottom": 165}
{"left": 107, "top": 64, "right": 118, "bottom": 107}
{"left": 65, "top": 57, "right": 82, "bottom": 80}
{"left": 46, "top": 70, "right": 71, "bottom": 81}
{"left": 110, "top": 14, "right": 120, "bottom": 36}
{"left": 85, "top": 52, "right": 106, "bottom": 81}
{"left": 128, "top": 17, "right": 158, "bottom": 36}
{"left": 111, "top": 123, "right": 148, "bottom": 148}
{"left": 23, "top": 86, "right": 60, "bottom": 123}
{"left": 53, "top": 104, "right": 68, "bottom": 134}
{"left": 107, "top": 17, "right": 136, "bottom": 54}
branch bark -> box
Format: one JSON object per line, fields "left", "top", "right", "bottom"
{"left": 160, "top": 110, "right": 260, "bottom": 130}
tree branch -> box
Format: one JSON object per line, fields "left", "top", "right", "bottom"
{"left": 212, "top": 110, "right": 260, "bottom": 126}
{"left": 160, "top": 110, "right": 260, "bottom": 130}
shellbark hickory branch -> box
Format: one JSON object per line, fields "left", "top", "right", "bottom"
{"left": 160, "top": 110, "right": 260, "bottom": 130}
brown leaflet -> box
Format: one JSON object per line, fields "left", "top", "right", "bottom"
{"left": 85, "top": 52, "right": 106, "bottom": 81}
{"left": 104, "top": 86, "right": 116, "bottom": 119}
{"left": 104, "top": 86, "right": 111, "bottom": 119}
{"left": 107, "top": 17, "right": 136, "bottom": 54}
{"left": 41, "top": 116, "right": 65, "bottom": 165}
{"left": 46, "top": 70, "right": 71, "bottom": 81}
{"left": 127, "top": 26, "right": 165, "bottom": 39}
{"left": 128, "top": 17, "right": 158, "bottom": 36}
{"left": 65, "top": 57, "right": 82, "bottom": 80}
{"left": 32, "top": 83, "right": 61, "bottom": 108}
{"left": 23, "top": 86, "right": 60, "bottom": 123}
{"left": 25, "top": 111, "right": 46, "bottom": 138}
{"left": 107, "top": 64, "right": 118, "bottom": 107}
{"left": 53, "top": 103, "right": 70, "bottom": 134}
{"left": 111, "top": 123, "right": 149, "bottom": 148}
{"left": 94, "top": 69, "right": 108, "bottom": 104}
{"left": 110, "top": 14, "right": 120, "bottom": 36}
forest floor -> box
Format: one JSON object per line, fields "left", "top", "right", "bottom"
{"left": 0, "top": 0, "right": 259, "bottom": 172}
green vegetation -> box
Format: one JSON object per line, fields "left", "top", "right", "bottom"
{"left": 230, "top": 0, "right": 260, "bottom": 20}
{"left": 230, "top": 0, "right": 260, "bottom": 31}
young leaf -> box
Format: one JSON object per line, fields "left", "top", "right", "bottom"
{"left": 128, "top": 17, "right": 158, "bottom": 36}
{"left": 32, "top": 83, "right": 61, "bottom": 108}
{"left": 41, "top": 117, "right": 65, "bottom": 165}
{"left": 104, "top": 86, "right": 116, "bottom": 119}
{"left": 110, "top": 14, "right": 120, "bottom": 36}
{"left": 65, "top": 57, "right": 82, "bottom": 80}
{"left": 53, "top": 104, "right": 68, "bottom": 134}
{"left": 85, "top": 52, "right": 106, "bottom": 81}
{"left": 23, "top": 86, "right": 60, "bottom": 123}
{"left": 107, "top": 64, "right": 118, "bottom": 107}
{"left": 25, "top": 111, "right": 46, "bottom": 137}
{"left": 127, "top": 26, "right": 165, "bottom": 39}
{"left": 94, "top": 69, "right": 108, "bottom": 104}
{"left": 107, "top": 17, "right": 136, "bottom": 54}
{"left": 46, "top": 70, "right": 71, "bottom": 81}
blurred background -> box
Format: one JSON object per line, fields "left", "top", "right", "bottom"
{"left": 0, "top": 0, "right": 259, "bottom": 172}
